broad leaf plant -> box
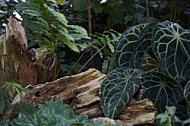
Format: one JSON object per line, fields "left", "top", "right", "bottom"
{"left": 100, "top": 21, "right": 190, "bottom": 119}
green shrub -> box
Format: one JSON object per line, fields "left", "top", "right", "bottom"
{"left": 10, "top": 100, "right": 121, "bottom": 126}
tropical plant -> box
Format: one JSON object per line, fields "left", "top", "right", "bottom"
{"left": 61, "top": 29, "right": 121, "bottom": 75}
{"left": 10, "top": 100, "right": 121, "bottom": 126}
{"left": 90, "top": 29, "right": 121, "bottom": 74}
{"left": 0, "top": 82, "right": 29, "bottom": 117}
{"left": 15, "top": 0, "right": 89, "bottom": 53}
{"left": 156, "top": 106, "right": 190, "bottom": 126}
{"left": 100, "top": 21, "right": 190, "bottom": 120}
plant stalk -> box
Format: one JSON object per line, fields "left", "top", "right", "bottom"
{"left": 146, "top": 0, "right": 150, "bottom": 23}
{"left": 88, "top": 0, "right": 94, "bottom": 67}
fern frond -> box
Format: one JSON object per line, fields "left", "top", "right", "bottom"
{"left": 16, "top": 0, "right": 89, "bottom": 52}
{"left": 92, "top": 29, "right": 121, "bottom": 58}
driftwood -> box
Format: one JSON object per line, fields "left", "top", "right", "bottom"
{"left": 17, "top": 68, "right": 157, "bottom": 125}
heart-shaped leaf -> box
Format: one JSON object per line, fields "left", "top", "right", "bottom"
{"left": 184, "top": 81, "right": 190, "bottom": 103}
{"left": 130, "top": 23, "right": 157, "bottom": 69}
{"left": 115, "top": 23, "right": 147, "bottom": 67}
{"left": 142, "top": 72, "right": 183, "bottom": 113}
{"left": 152, "top": 21, "right": 190, "bottom": 83}
{"left": 100, "top": 67, "right": 142, "bottom": 118}
{"left": 142, "top": 53, "right": 160, "bottom": 72}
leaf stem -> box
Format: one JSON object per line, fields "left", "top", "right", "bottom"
{"left": 146, "top": 0, "right": 150, "bottom": 23}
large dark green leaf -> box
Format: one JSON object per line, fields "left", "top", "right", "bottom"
{"left": 184, "top": 81, "right": 190, "bottom": 103}
{"left": 141, "top": 53, "right": 160, "bottom": 72}
{"left": 100, "top": 67, "right": 142, "bottom": 118}
{"left": 130, "top": 23, "right": 157, "bottom": 69}
{"left": 152, "top": 21, "right": 190, "bottom": 83}
{"left": 142, "top": 72, "right": 183, "bottom": 113}
{"left": 115, "top": 23, "right": 147, "bottom": 67}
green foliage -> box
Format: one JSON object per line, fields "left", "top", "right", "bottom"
{"left": 115, "top": 23, "right": 147, "bottom": 67}
{"left": 0, "top": 0, "right": 18, "bottom": 35}
{"left": 70, "top": 0, "right": 148, "bottom": 32}
{"left": 156, "top": 106, "right": 190, "bottom": 126}
{"left": 100, "top": 67, "right": 142, "bottom": 118}
{"left": 59, "top": 29, "right": 121, "bottom": 75}
{"left": 92, "top": 29, "right": 121, "bottom": 73}
{"left": 0, "top": 82, "right": 29, "bottom": 116}
{"left": 10, "top": 100, "right": 121, "bottom": 126}
{"left": 16, "top": 0, "right": 89, "bottom": 52}
{"left": 100, "top": 21, "right": 190, "bottom": 119}
{"left": 56, "top": 0, "right": 65, "bottom": 6}
{"left": 184, "top": 81, "right": 190, "bottom": 103}
{"left": 156, "top": 106, "right": 180, "bottom": 126}
{"left": 141, "top": 72, "right": 183, "bottom": 113}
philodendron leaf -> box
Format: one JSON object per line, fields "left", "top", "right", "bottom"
{"left": 142, "top": 72, "right": 183, "bottom": 113}
{"left": 152, "top": 21, "right": 190, "bottom": 83}
{"left": 184, "top": 81, "right": 190, "bottom": 103}
{"left": 100, "top": 67, "right": 142, "bottom": 118}
{"left": 115, "top": 23, "right": 147, "bottom": 67}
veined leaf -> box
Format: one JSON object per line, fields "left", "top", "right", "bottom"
{"left": 152, "top": 21, "right": 190, "bottom": 83}
{"left": 115, "top": 23, "right": 147, "bottom": 67}
{"left": 141, "top": 72, "right": 183, "bottom": 113}
{"left": 130, "top": 23, "right": 157, "bottom": 69}
{"left": 100, "top": 67, "right": 142, "bottom": 118}
{"left": 184, "top": 81, "right": 190, "bottom": 103}
{"left": 142, "top": 53, "right": 160, "bottom": 72}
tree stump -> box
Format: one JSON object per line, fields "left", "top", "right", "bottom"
{"left": 0, "top": 17, "right": 37, "bottom": 87}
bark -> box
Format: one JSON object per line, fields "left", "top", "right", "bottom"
{"left": 0, "top": 17, "right": 60, "bottom": 86}
{"left": 0, "top": 17, "right": 37, "bottom": 87}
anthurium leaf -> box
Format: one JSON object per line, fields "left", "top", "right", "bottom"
{"left": 175, "top": 104, "right": 187, "bottom": 120}
{"left": 131, "top": 23, "right": 157, "bottom": 69}
{"left": 141, "top": 72, "right": 183, "bottom": 113}
{"left": 152, "top": 21, "right": 190, "bottom": 83}
{"left": 115, "top": 23, "right": 147, "bottom": 67}
{"left": 100, "top": 67, "right": 142, "bottom": 118}
{"left": 142, "top": 53, "right": 160, "bottom": 72}
{"left": 184, "top": 81, "right": 190, "bottom": 103}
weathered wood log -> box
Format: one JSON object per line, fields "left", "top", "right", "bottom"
{"left": 0, "top": 17, "right": 59, "bottom": 86}
{"left": 0, "top": 17, "right": 37, "bottom": 87}
{"left": 17, "top": 68, "right": 157, "bottom": 125}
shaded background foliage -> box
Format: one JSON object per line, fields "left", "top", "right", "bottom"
{"left": 0, "top": 0, "right": 190, "bottom": 75}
